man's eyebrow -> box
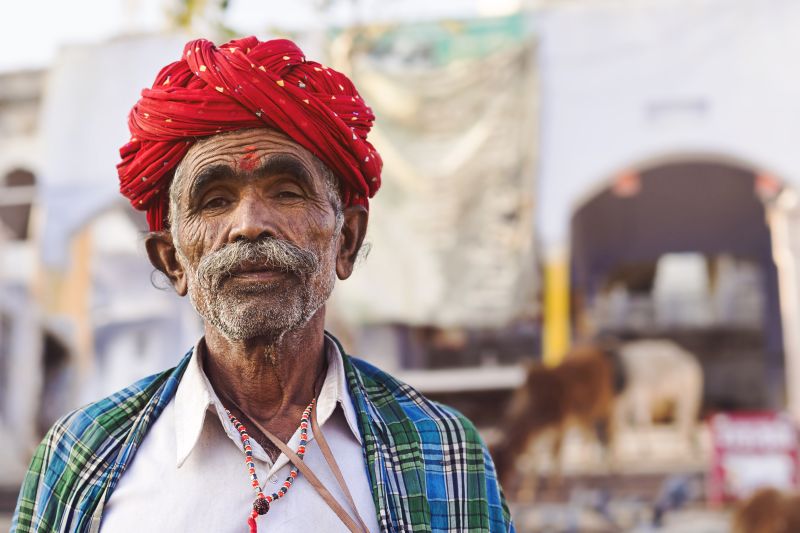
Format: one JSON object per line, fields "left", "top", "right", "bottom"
{"left": 256, "top": 153, "right": 314, "bottom": 186}
{"left": 187, "top": 163, "right": 235, "bottom": 203}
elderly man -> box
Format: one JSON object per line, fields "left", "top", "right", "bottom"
{"left": 12, "top": 37, "right": 512, "bottom": 532}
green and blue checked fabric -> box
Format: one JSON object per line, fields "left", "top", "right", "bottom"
{"left": 13, "top": 339, "right": 513, "bottom": 532}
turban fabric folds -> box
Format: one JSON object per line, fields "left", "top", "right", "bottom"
{"left": 118, "top": 36, "right": 382, "bottom": 231}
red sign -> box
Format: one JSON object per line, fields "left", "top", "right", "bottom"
{"left": 708, "top": 412, "right": 800, "bottom": 505}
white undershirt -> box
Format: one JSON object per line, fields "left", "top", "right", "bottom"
{"left": 100, "top": 336, "right": 379, "bottom": 532}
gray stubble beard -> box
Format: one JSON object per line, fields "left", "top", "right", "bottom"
{"left": 180, "top": 238, "right": 338, "bottom": 344}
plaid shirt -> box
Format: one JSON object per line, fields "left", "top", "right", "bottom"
{"left": 12, "top": 338, "right": 513, "bottom": 532}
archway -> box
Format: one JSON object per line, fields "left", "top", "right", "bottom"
{"left": 570, "top": 159, "right": 783, "bottom": 411}
{"left": 37, "top": 332, "right": 71, "bottom": 436}
{"left": 0, "top": 168, "right": 36, "bottom": 240}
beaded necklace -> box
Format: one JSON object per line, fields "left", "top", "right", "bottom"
{"left": 226, "top": 399, "right": 315, "bottom": 533}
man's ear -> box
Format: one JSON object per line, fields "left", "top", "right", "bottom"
{"left": 145, "top": 231, "right": 188, "bottom": 296}
{"left": 336, "top": 205, "right": 368, "bottom": 280}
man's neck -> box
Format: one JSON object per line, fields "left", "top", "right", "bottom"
{"left": 201, "top": 308, "right": 328, "bottom": 439}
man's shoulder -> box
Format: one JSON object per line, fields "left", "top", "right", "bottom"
{"left": 346, "top": 355, "right": 484, "bottom": 444}
{"left": 45, "top": 348, "right": 193, "bottom": 451}
{"left": 12, "top": 357, "right": 193, "bottom": 533}
{"left": 26, "top": 357, "right": 189, "bottom": 487}
{"left": 345, "top": 355, "right": 514, "bottom": 532}
{"left": 47, "top": 367, "right": 175, "bottom": 448}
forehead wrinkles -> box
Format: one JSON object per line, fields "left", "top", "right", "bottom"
{"left": 184, "top": 134, "right": 311, "bottom": 179}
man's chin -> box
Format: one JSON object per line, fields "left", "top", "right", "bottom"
{"left": 210, "top": 312, "right": 302, "bottom": 342}
{"left": 205, "top": 293, "right": 308, "bottom": 341}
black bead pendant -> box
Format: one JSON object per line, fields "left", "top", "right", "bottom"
{"left": 253, "top": 497, "right": 270, "bottom": 515}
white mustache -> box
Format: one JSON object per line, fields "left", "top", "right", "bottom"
{"left": 195, "top": 237, "right": 319, "bottom": 289}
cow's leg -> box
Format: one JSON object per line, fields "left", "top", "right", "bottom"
{"left": 548, "top": 426, "right": 566, "bottom": 491}
{"left": 675, "top": 369, "right": 702, "bottom": 452}
{"left": 596, "top": 413, "right": 617, "bottom": 473}
{"left": 516, "top": 448, "right": 538, "bottom": 503}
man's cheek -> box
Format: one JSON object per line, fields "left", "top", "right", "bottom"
{"left": 179, "top": 224, "right": 213, "bottom": 265}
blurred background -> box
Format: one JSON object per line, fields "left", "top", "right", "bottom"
{"left": 3, "top": 0, "right": 800, "bottom": 531}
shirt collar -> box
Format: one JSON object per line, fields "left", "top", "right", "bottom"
{"left": 174, "top": 333, "right": 362, "bottom": 468}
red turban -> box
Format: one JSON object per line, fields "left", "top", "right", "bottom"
{"left": 118, "top": 36, "right": 382, "bottom": 231}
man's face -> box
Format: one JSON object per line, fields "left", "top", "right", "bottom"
{"left": 167, "top": 129, "right": 345, "bottom": 341}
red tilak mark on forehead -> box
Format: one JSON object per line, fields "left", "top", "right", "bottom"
{"left": 238, "top": 152, "right": 259, "bottom": 172}
{"left": 243, "top": 145, "right": 257, "bottom": 152}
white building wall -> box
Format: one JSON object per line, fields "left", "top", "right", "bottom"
{"left": 538, "top": 0, "right": 800, "bottom": 249}
{"left": 38, "top": 33, "right": 190, "bottom": 267}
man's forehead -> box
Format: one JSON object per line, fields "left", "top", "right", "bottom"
{"left": 184, "top": 128, "right": 313, "bottom": 165}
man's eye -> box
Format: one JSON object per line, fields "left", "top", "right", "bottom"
{"left": 202, "top": 197, "right": 229, "bottom": 210}
{"left": 277, "top": 190, "right": 303, "bottom": 199}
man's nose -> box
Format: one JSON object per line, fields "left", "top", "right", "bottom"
{"left": 228, "top": 192, "right": 277, "bottom": 242}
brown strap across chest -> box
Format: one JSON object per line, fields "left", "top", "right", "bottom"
{"left": 253, "top": 413, "right": 370, "bottom": 533}
{"left": 310, "top": 407, "right": 371, "bottom": 533}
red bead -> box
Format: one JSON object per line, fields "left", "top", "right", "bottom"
{"left": 253, "top": 497, "right": 270, "bottom": 515}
